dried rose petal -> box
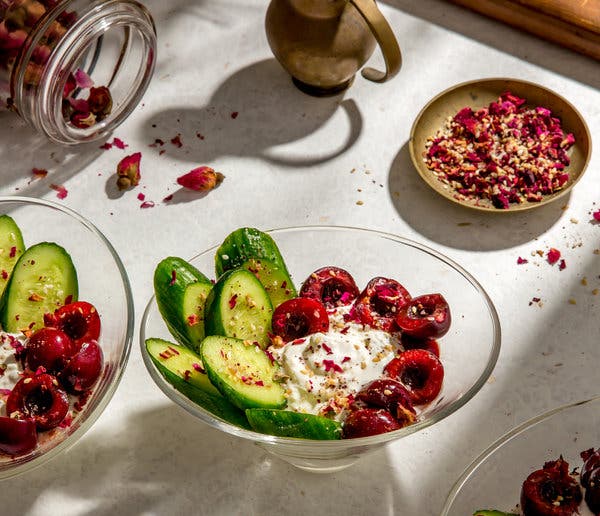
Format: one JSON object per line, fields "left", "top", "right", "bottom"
{"left": 32, "top": 168, "right": 48, "bottom": 179}
{"left": 87, "top": 86, "right": 112, "bottom": 119}
{"left": 593, "top": 210, "right": 600, "bottom": 222}
{"left": 74, "top": 68, "right": 94, "bottom": 89}
{"left": 50, "top": 184, "right": 68, "bottom": 199}
{"left": 547, "top": 248, "right": 561, "bottom": 265}
{"left": 99, "top": 142, "right": 112, "bottom": 150}
{"left": 140, "top": 201, "right": 155, "bottom": 209}
{"left": 171, "top": 134, "right": 182, "bottom": 148}
{"left": 70, "top": 111, "right": 96, "bottom": 128}
{"left": 558, "top": 259, "right": 566, "bottom": 271}
{"left": 112, "top": 137, "right": 127, "bottom": 149}
{"left": 63, "top": 73, "right": 76, "bottom": 99}
{"left": 517, "top": 257, "right": 528, "bottom": 265}
{"left": 176, "top": 166, "right": 224, "bottom": 192}
{"left": 116, "top": 152, "right": 142, "bottom": 190}
{"left": 68, "top": 97, "right": 89, "bottom": 112}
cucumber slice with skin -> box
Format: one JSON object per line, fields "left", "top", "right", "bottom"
{"left": 246, "top": 409, "right": 342, "bottom": 440}
{"left": 241, "top": 258, "right": 296, "bottom": 309}
{"left": 0, "top": 215, "right": 25, "bottom": 298}
{"left": 200, "top": 335, "right": 286, "bottom": 410}
{"left": 154, "top": 257, "right": 212, "bottom": 349}
{"left": 205, "top": 269, "right": 273, "bottom": 349}
{"left": 214, "top": 228, "right": 296, "bottom": 307}
{"left": 0, "top": 242, "right": 78, "bottom": 333}
{"left": 145, "top": 338, "right": 250, "bottom": 429}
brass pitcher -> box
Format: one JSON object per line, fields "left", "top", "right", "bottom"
{"left": 265, "top": 0, "right": 401, "bottom": 96}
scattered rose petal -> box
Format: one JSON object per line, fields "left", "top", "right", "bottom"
{"left": 558, "top": 259, "right": 566, "bottom": 271}
{"left": 231, "top": 112, "right": 238, "bottom": 119}
{"left": 163, "top": 194, "right": 173, "bottom": 203}
{"left": 74, "top": 68, "right": 94, "bottom": 89}
{"left": 31, "top": 168, "right": 48, "bottom": 179}
{"left": 593, "top": 210, "right": 600, "bottom": 222}
{"left": 99, "top": 142, "right": 112, "bottom": 150}
{"left": 171, "top": 134, "right": 182, "bottom": 148}
{"left": 517, "top": 257, "right": 528, "bottom": 265}
{"left": 137, "top": 193, "right": 145, "bottom": 201}
{"left": 140, "top": 200, "right": 155, "bottom": 209}
{"left": 50, "top": 183, "right": 68, "bottom": 199}
{"left": 149, "top": 138, "right": 164, "bottom": 148}
{"left": 547, "top": 248, "right": 561, "bottom": 265}
{"left": 112, "top": 137, "right": 127, "bottom": 149}
{"left": 116, "top": 152, "right": 142, "bottom": 190}
{"left": 177, "top": 166, "right": 224, "bottom": 192}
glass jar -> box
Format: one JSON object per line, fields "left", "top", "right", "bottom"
{"left": 0, "top": 0, "right": 156, "bottom": 144}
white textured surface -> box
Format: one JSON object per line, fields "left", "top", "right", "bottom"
{"left": 0, "top": 0, "right": 599, "bottom": 514}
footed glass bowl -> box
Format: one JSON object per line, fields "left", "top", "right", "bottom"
{"left": 0, "top": 197, "right": 134, "bottom": 479}
{"left": 442, "top": 396, "right": 600, "bottom": 515}
{"left": 141, "top": 226, "right": 501, "bottom": 472}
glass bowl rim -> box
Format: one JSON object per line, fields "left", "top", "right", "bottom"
{"left": 441, "top": 395, "right": 600, "bottom": 515}
{"left": 0, "top": 195, "right": 135, "bottom": 479}
{"left": 141, "top": 225, "right": 501, "bottom": 447}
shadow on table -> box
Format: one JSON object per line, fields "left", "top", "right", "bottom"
{"left": 0, "top": 111, "right": 104, "bottom": 197}
{"left": 382, "top": 0, "right": 600, "bottom": 90}
{"left": 0, "top": 404, "right": 412, "bottom": 515}
{"left": 387, "top": 141, "right": 566, "bottom": 251}
{"left": 141, "top": 59, "right": 363, "bottom": 169}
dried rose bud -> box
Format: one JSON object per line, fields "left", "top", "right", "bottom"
{"left": 70, "top": 111, "right": 96, "bottom": 128}
{"left": 4, "top": 6, "right": 28, "bottom": 32}
{"left": 87, "top": 86, "right": 112, "bottom": 119}
{"left": 116, "top": 152, "right": 142, "bottom": 190}
{"left": 176, "top": 166, "right": 224, "bottom": 192}
{"left": 63, "top": 72, "right": 76, "bottom": 98}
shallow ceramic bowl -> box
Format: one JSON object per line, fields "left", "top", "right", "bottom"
{"left": 141, "top": 226, "right": 501, "bottom": 473}
{"left": 442, "top": 396, "right": 600, "bottom": 515}
{"left": 0, "top": 197, "right": 134, "bottom": 479}
{"left": 409, "top": 78, "right": 591, "bottom": 213}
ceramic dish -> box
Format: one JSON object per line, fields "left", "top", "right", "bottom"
{"left": 0, "top": 197, "right": 134, "bottom": 480}
{"left": 141, "top": 226, "right": 501, "bottom": 472}
{"left": 409, "top": 78, "right": 591, "bottom": 213}
{"left": 441, "top": 396, "right": 600, "bottom": 515}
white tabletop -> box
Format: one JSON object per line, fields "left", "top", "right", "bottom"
{"left": 1, "top": 0, "right": 599, "bottom": 514}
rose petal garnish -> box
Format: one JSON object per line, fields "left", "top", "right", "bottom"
{"left": 112, "top": 137, "right": 127, "bottom": 149}
{"left": 176, "top": 166, "right": 224, "bottom": 192}
{"left": 547, "top": 248, "right": 561, "bottom": 265}
{"left": 50, "top": 184, "right": 68, "bottom": 199}
{"left": 593, "top": 210, "right": 600, "bottom": 222}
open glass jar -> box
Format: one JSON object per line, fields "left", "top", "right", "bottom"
{"left": 0, "top": 0, "right": 156, "bottom": 144}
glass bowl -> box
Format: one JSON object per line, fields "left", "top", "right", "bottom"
{"left": 0, "top": 196, "right": 134, "bottom": 479}
{"left": 140, "top": 226, "right": 501, "bottom": 472}
{"left": 442, "top": 396, "right": 600, "bottom": 515}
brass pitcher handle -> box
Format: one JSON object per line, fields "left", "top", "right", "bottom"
{"left": 350, "top": 0, "right": 401, "bottom": 83}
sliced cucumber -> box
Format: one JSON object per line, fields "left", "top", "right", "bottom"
{"left": 214, "top": 227, "right": 296, "bottom": 307}
{"left": 0, "top": 215, "right": 25, "bottom": 298}
{"left": 246, "top": 409, "right": 342, "bottom": 440}
{"left": 154, "top": 257, "right": 212, "bottom": 349}
{"left": 200, "top": 335, "right": 286, "bottom": 410}
{"left": 0, "top": 242, "right": 78, "bottom": 332}
{"left": 205, "top": 269, "right": 272, "bottom": 349}
{"left": 145, "top": 338, "right": 249, "bottom": 428}
{"left": 241, "top": 258, "right": 296, "bottom": 309}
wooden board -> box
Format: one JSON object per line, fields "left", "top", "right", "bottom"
{"left": 448, "top": 0, "right": 600, "bottom": 60}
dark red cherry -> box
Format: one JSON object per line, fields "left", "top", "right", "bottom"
{"left": 342, "top": 408, "right": 401, "bottom": 438}
{"left": 520, "top": 458, "right": 582, "bottom": 516}
{"left": 384, "top": 349, "right": 444, "bottom": 405}
{"left": 6, "top": 373, "right": 69, "bottom": 430}
{"left": 352, "top": 277, "right": 411, "bottom": 332}
{"left": 59, "top": 340, "right": 103, "bottom": 392}
{"left": 0, "top": 417, "right": 38, "bottom": 455}
{"left": 44, "top": 301, "right": 101, "bottom": 349}
{"left": 401, "top": 335, "right": 440, "bottom": 357}
{"left": 26, "top": 327, "right": 77, "bottom": 374}
{"left": 299, "top": 266, "right": 359, "bottom": 309}
{"left": 271, "top": 298, "right": 329, "bottom": 342}
{"left": 396, "top": 293, "right": 451, "bottom": 339}
{"left": 355, "top": 379, "right": 416, "bottom": 427}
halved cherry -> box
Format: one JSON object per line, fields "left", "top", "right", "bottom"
{"left": 401, "top": 335, "right": 440, "bottom": 357}
{"left": 395, "top": 293, "right": 451, "bottom": 339}
{"left": 6, "top": 373, "right": 69, "bottom": 430}
{"left": 299, "top": 266, "right": 359, "bottom": 309}
{"left": 44, "top": 301, "right": 101, "bottom": 349}
{"left": 25, "top": 327, "right": 77, "bottom": 374}
{"left": 342, "top": 408, "right": 401, "bottom": 438}
{"left": 520, "top": 458, "right": 582, "bottom": 516}
{"left": 0, "top": 417, "right": 38, "bottom": 455}
{"left": 355, "top": 378, "right": 416, "bottom": 427}
{"left": 59, "top": 340, "right": 103, "bottom": 392}
{"left": 352, "top": 277, "right": 411, "bottom": 332}
{"left": 384, "top": 349, "right": 444, "bottom": 405}
{"left": 271, "top": 298, "right": 329, "bottom": 342}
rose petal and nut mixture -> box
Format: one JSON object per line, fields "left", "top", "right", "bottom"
{"left": 424, "top": 92, "right": 575, "bottom": 209}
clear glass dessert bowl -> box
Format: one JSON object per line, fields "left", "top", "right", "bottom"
{"left": 140, "top": 226, "right": 501, "bottom": 473}
{"left": 442, "top": 396, "right": 600, "bottom": 515}
{"left": 0, "top": 196, "right": 134, "bottom": 479}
